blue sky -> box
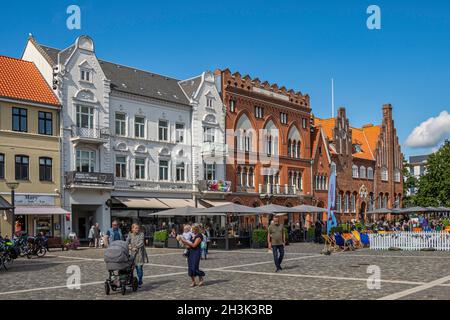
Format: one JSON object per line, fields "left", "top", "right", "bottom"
{"left": 1, "top": 0, "right": 449, "bottom": 158}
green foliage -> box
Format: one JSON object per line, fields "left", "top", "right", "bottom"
{"left": 415, "top": 140, "right": 450, "bottom": 206}
{"left": 154, "top": 230, "right": 168, "bottom": 242}
{"left": 307, "top": 227, "right": 315, "bottom": 238}
{"left": 252, "top": 229, "right": 268, "bottom": 244}
{"left": 443, "top": 218, "right": 450, "bottom": 227}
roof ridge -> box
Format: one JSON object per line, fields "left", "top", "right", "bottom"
{"left": 0, "top": 55, "right": 33, "bottom": 64}
{"left": 99, "top": 59, "right": 181, "bottom": 82}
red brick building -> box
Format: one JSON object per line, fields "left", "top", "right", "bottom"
{"left": 312, "top": 105, "right": 404, "bottom": 222}
{"left": 215, "top": 69, "right": 313, "bottom": 213}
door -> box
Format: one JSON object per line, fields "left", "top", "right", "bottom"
{"left": 78, "top": 217, "right": 87, "bottom": 240}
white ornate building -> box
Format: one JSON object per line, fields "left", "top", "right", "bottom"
{"left": 22, "top": 35, "right": 228, "bottom": 238}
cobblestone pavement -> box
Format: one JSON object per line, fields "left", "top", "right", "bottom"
{"left": 1, "top": 243, "right": 449, "bottom": 300}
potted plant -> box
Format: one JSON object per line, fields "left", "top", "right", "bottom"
{"left": 153, "top": 230, "right": 168, "bottom": 248}
{"left": 251, "top": 229, "right": 268, "bottom": 249}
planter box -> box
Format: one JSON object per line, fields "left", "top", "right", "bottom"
{"left": 153, "top": 241, "right": 166, "bottom": 248}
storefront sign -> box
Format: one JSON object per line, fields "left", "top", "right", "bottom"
{"left": 15, "top": 195, "right": 55, "bottom": 206}
{"left": 66, "top": 172, "right": 114, "bottom": 186}
{"left": 205, "top": 180, "right": 232, "bottom": 192}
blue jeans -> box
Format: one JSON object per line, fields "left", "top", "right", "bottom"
{"left": 135, "top": 265, "right": 143, "bottom": 285}
{"left": 272, "top": 245, "right": 285, "bottom": 270}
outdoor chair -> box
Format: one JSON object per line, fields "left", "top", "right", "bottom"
{"left": 342, "top": 233, "right": 356, "bottom": 250}
{"left": 322, "top": 234, "right": 337, "bottom": 252}
{"left": 359, "top": 233, "right": 370, "bottom": 247}
{"left": 350, "top": 231, "right": 363, "bottom": 249}
{"left": 334, "top": 234, "right": 352, "bottom": 251}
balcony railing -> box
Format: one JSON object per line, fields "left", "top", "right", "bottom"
{"left": 258, "top": 183, "right": 302, "bottom": 196}
{"left": 201, "top": 142, "right": 227, "bottom": 155}
{"left": 115, "top": 179, "right": 195, "bottom": 192}
{"left": 65, "top": 171, "right": 115, "bottom": 188}
{"left": 198, "top": 180, "right": 232, "bottom": 193}
{"left": 71, "top": 126, "right": 110, "bottom": 142}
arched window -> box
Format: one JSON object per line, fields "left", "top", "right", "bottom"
{"left": 337, "top": 193, "right": 342, "bottom": 212}
{"left": 344, "top": 193, "right": 350, "bottom": 212}
{"left": 378, "top": 193, "right": 383, "bottom": 209}
{"left": 236, "top": 166, "right": 242, "bottom": 186}
{"left": 360, "top": 166, "right": 366, "bottom": 179}
{"left": 242, "top": 167, "right": 248, "bottom": 187}
{"left": 264, "top": 120, "right": 278, "bottom": 156}
{"left": 297, "top": 172, "right": 302, "bottom": 191}
{"left": 368, "top": 193, "right": 374, "bottom": 211}
{"left": 381, "top": 167, "right": 388, "bottom": 181}
{"left": 248, "top": 167, "right": 254, "bottom": 187}
{"left": 367, "top": 167, "right": 374, "bottom": 180}
{"left": 394, "top": 168, "right": 401, "bottom": 182}
{"left": 288, "top": 126, "right": 301, "bottom": 158}
{"left": 236, "top": 114, "right": 254, "bottom": 152}
{"left": 287, "top": 139, "right": 292, "bottom": 157}
{"left": 351, "top": 193, "right": 356, "bottom": 213}
{"left": 352, "top": 165, "right": 359, "bottom": 178}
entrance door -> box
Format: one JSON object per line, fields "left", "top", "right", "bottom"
{"left": 359, "top": 202, "right": 366, "bottom": 222}
{"left": 78, "top": 217, "right": 87, "bottom": 240}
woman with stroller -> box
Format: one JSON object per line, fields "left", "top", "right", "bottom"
{"left": 179, "top": 224, "right": 205, "bottom": 287}
{"left": 126, "top": 223, "right": 148, "bottom": 288}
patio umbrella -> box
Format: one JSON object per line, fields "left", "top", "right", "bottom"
{"left": 425, "top": 207, "right": 442, "bottom": 213}
{"left": 258, "top": 204, "right": 301, "bottom": 214}
{"left": 365, "top": 208, "right": 395, "bottom": 215}
{"left": 193, "top": 203, "right": 266, "bottom": 215}
{"left": 292, "top": 204, "right": 327, "bottom": 213}
{"left": 147, "top": 206, "right": 224, "bottom": 217}
{"left": 400, "top": 206, "right": 429, "bottom": 214}
{"left": 438, "top": 207, "right": 450, "bottom": 212}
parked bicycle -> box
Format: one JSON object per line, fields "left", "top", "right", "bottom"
{"left": 0, "top": 236, "right": 20, "bottom": 270}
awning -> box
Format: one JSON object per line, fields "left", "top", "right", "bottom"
{"left": 199, "top": 199, "right": 233, "bottom": 207}
{"left": 0, "top": 196, "right": 11, "bottom": 210}
{"left": 15, "top": 206, "right": 70, "bottom": 215}
{"left": 157, "top": 198, "right": 205, "bottom": 209}
{"left": 114, "top": 197, "right": 169, "bottom": 209}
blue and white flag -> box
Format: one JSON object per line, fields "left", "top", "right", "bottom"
{"left": 327, "top": 171, "right": 338, "bottom": 234}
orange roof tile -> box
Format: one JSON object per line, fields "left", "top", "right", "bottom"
{"left": 314, "top": 118, "right": 335, "bottom": 140}
{"left": 362, "top": 125, "right": 381, "bottom": 157}
{"left": 314, "top": 117, "right": 381, "bottom": 161}
{"left": 0, "top": 55, "right": 59, "bottom": 106}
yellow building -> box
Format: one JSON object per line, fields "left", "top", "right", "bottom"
{"left": 0, "top": 55, "right": 67, "bottom": 238}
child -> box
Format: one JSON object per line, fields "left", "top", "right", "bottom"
{"left": 200, "top": 227, "right": 208, "bottom": 260}
{"left": 177, "top": 225, "right": 193, "bottom": 257}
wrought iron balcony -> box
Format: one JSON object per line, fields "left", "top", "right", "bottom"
{"left": 70, "top": 126, "right": 110, "bottom": 145}
{"left": 65, "top": 171, "right": 115, "bottom": 189}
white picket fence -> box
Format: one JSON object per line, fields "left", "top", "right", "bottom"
{"left": 369, "top": 232, "right": 450, "bottom": 251}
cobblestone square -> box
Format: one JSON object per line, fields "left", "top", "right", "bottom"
{"left": 1, "top": 243, "right": 449, "bottom": 300}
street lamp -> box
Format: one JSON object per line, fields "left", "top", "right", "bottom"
{"left": 6, "top": 182, "right": 19, "bottom": 238}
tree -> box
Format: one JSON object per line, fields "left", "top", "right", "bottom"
{"left": 415, "top": 140, "right": 450, "bottom": 206}
{"left": 402, "top": 157, "right": 418, "bottom": 206}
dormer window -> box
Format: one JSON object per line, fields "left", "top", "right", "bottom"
{"left": 353, "top": 144, "right": 362, "bottom": 153}
{"left": 206, "top": 97, "right": 214, "bottom": 108}
{"left": 80, "top": 68, "right": 93, "bottom": 83}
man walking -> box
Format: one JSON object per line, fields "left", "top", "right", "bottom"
{"left": 106, "top": 220, "right": 123, "bottom": 247}
{"left": 268, "top": 216, "right": 285, "bottom": 272}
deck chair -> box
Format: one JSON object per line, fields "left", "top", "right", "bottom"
{"left": 350, "top": 231, "right": 363, "bottom": 249}
{"left": 342, "top": 233, "right": 356, "bottom": 250}
{"left": 322, "top": 234, "right": 337, "bottom": 252}
{"left": 334, "top": 234, "right": 352, "bottom": 251}
{"left": 360, "top": 233, "right": 370, "bottom": 247}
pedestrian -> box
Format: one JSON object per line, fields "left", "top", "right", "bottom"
{"left": 268, "top": 215, "right": 285, "bottom": 272}
{"left": 94, "top": 223, "right": 101, "bottom": 248}
{"left": 314, "top": 220, "right": 323, "bottom": 243}
{"left": 88, "top": 225, "right": 95, "bottom": 248}
{"left": 200, "top": 226, "right": 208, "bottom": 260}
{"left": 126, "top": 223, "right": 148, "bottom": 288}
{"left": 179, "top": 225, "right": 205, "bottom": 287}
{"left": 106, "top": 220, "right": 123, "bottom": 246}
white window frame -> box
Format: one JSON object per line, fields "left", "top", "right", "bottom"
{"left": 360, "top": 166, "right": 366, "bottom": 179}
{"left": 76, "top": 150, "right": 96, "bottom": 173}
{"left": 76, "top": 105, "right": 94, "bottom": 129}
{"left": 203, "top": 126, "right": 215, "bottom": 143}
{"left": 135, "top": 158, "right": 146, "bottom": 180}
{"left": 80, "top": 68, "right": 93, "bottom": 83}
{"left": 176, "top": 162, "right": 185, "bottom": 182}
{"left": 204, "top": 162, "right": 216, "bottom": 180}
{"left": 158, "top": 120, "right": 169, "bottom": 141}
{"left": 159, "top": 160, "right": 169, "bottom": 181}
{"left": 352, "top": 165, "right": 359, "bottom": 178}
{"left": 115, "top": 113, "right": 126, "bottom": 136}
{"left": 367, "top": 167, "right": 374, "bottom": 180}
{"left": 115, "top": 155, "right": 127, "bottom": 178}
{"left": 135, "top": 116, "right": 145, "bottom": 139}
{"left": 175, "top": 123, "right": 185, "bottom": 143}
{"left": 381, "top": 167, "right": 388, "bottom": 181}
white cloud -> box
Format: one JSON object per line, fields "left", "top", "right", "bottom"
{"left": 405, "top": 111, "right": 450, "bottom": 148}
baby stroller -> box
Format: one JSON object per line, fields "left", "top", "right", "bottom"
{"left": 104, "top": 240, "right": 138, "bottom": 295}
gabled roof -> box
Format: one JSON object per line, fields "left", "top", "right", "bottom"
{"left": 409, "top": 155, "right": 429, "bottom": 164}
{"left": 0, "top": 55, "right": 60, "bottom": 106}
{"left": 314, "top": 117, "right": 381, "bottom": 161}
{"left": 179, "top": 75, "right": 202, "bottom": 100}
{"left": 35, "top": 41, "right": 190, "bottom": 106}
